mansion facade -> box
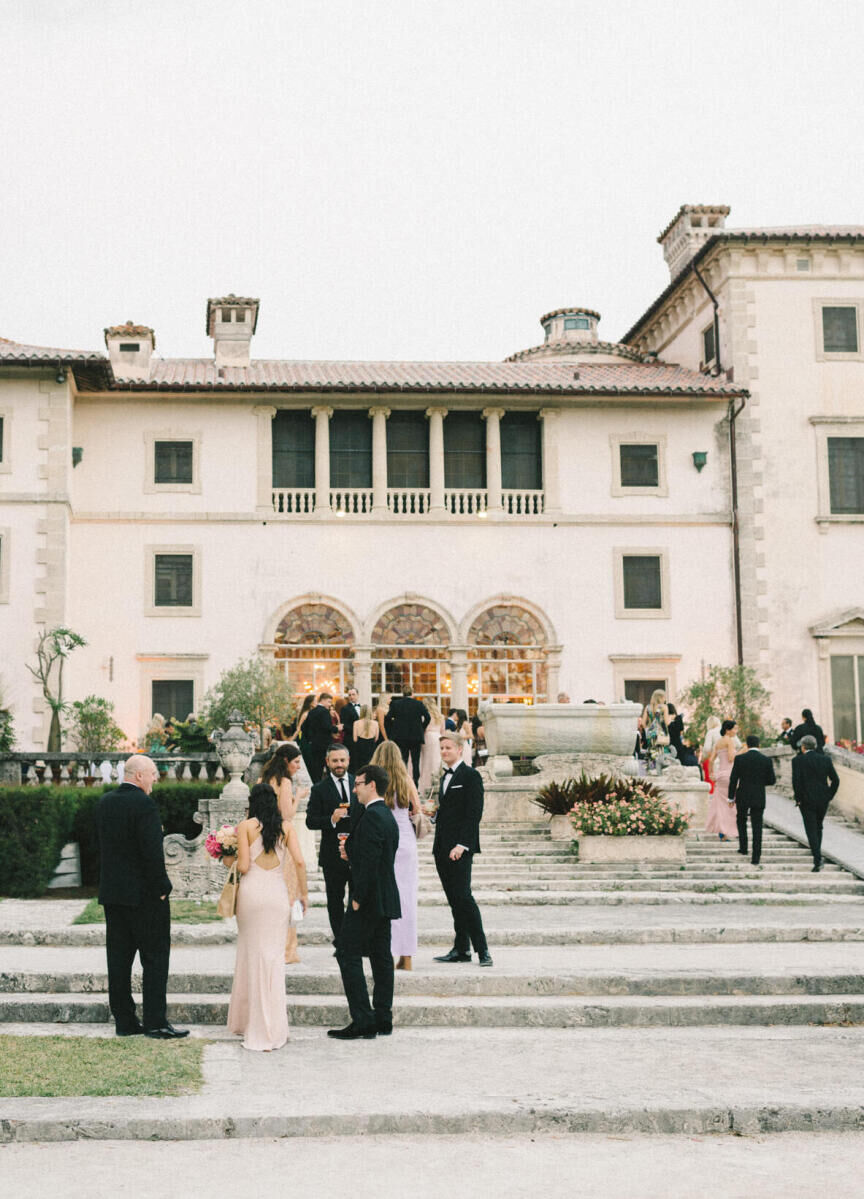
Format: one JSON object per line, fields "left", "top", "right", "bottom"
{"left": 1, "top": 204, "right": 863, "bottom": 747}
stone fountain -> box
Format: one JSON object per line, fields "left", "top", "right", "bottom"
{"left": 163, "top": 710, "right": 257, "bottom": 900}
{"left": 478, "top": 701, "right": 710, "bottom": 827}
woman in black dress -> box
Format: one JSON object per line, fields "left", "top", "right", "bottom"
{"left": 350, "top": 705, "right": 381, "bottom": 771}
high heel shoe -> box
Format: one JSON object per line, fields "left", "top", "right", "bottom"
{"left": 395, "top": 956, "right": 412, "bottom": 971}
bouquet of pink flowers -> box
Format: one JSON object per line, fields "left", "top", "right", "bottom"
{"left": 205, "top": 825, "right": 238, "bottom": 862}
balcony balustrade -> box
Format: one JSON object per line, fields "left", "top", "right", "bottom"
{"left": 388, "top": 487, "right": 431, "bottom": 515}
{"left": 503, "top": 488, "right": 545, "bottom": 515}
{"left": 2, "top": 752, "right": 224, "bottom": 786}
{"left": 272, "top": 487, "right": 315, "bottom": 515}
{"left": 445, "top": 488, "right": 488, "bottom": 515}
{"left": 269, "top": 486, "right": 545, "bottom": 518}
{"left": 330, "top": 488, "right": 374, "bottom": 515}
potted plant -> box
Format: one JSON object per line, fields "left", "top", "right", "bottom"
{"left": 567, "top": 772, "right": 691, "bottom": 862}
{"left": 531, "top": 778, "right": 577, "bottom": 839}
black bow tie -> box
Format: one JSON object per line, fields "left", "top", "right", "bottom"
{"left": 443, "top": 768, "right": 454, "bottom": 775}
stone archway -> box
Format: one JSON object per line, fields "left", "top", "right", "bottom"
{"left": 270, "top": 601, "right": 355, "bottom": 700}
{"left": 370, "top": 601, "right": 452, "bottom": 708}
{"left": 466, "top": 602, "right": 553, "bottom": 707}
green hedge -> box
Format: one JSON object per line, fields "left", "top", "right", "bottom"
{"left": 0, "top": 781, "right": 223, "bottom": 895}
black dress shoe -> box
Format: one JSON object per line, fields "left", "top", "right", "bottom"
{"left": 116, "top": 1025, "right": 144, "bottom": 1037}
{"left": 433, "top": 949, "right": 472, "bottom": 963}
{"left": 751, "top": 860, "right": 761, "bottom": 867}
{"left": 143, "top": 1024, "right": 190, "bottom": 1039}
{"left": 478, "top": 953, "right": 494, "bottom": 967}
{"left": 327, "top": 1024, "right": 377, "bottom": 1040}
{"left": 737, "top": 849, "right": 748, "bottom": 856}
{"left": 812, "top": 863, "right": 822, "bottom": 872}
{"left": 376, "top": 1023, "right": 393, "bottom": 1036}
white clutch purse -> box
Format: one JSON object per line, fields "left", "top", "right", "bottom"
{"left": 290, "top": 898, "right": 305, "bottom": 924}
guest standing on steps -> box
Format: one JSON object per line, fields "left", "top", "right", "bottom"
{"left": 371, "top": 741, "right": 420, "bottom": 971}
{"left": 384, "top": 685, "right": 430, "bottom": 786}
{"left": 260, "top": 743, "right": 308, "bottom": 964}
{"left": 96, "top": 754, "right": 188, "bottom": 1040}
{"left": 329, "top": 763, "right": 401, "bottom": 1040}
{"left": 791, "top": 734, "right": 839, "bottom": 871}
{"left": 727, "top": 734, "right": 776, "bottom": 866}
{"left": 305, "top": 745, "right": 359, "bottom": 944}
{"left": 790, "top": 708, "right": 827, "bottom": 753}
{"left": 705, "top": 720, "right": 741, "bottom": 843}
{"left": 431, "top": 731, "right": 492, "bottom": 967}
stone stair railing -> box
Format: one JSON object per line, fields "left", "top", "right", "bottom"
{"left": 0, "top": 751, "right": 224, "bottom": 787}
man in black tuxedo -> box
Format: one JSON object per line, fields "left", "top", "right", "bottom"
{"left": 96, "top": 754, "right": 188, "bottom": 1039}
{"left": 727, "top": 734, "right": 776, "bottom": 865}
{"left": 303, "top": 692, "right": 339, "bottom": 782}
{"left": 305, "top": 744, "right": 360, "bottom": 943}
{"left": 792, "top": 734, "right": 840, "bottom": 871}
{"left": 385, "top": 685, "right": 430, "bottom": 786}
{"left": 340, "top": 688, "right": 362, "bottom": 766}
{"left": 431, "top": 731, "right": 492, "bottom": 967}
{"left": 329, "top": 763, "right": 401, "bottom": 1040}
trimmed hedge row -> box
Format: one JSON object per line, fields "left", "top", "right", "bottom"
{"left": 0, "top": 782, "right": 223, "bottom": 897}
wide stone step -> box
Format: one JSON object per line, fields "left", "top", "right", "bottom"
{"left": 4, "top": 990, "right": 864, "bottom": 1028}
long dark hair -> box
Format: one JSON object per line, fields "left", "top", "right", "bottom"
{"left": 248, "top": 783, "right": 283, "bottom": 854}
{"left": 261, "top": 742, "right": 301, "bottom": 786}
{"left": 801, "top": 708, "right": 815, "bottom": 725}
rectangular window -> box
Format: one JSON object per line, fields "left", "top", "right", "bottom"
{"left": 330, "top": 410, "right": 372, "bottom": 488}
{"left": 152, "top": 680, "right": 194, "bottom": 721}
{"left": 501, "top": 412, "right": 542, "bottom": 490}
{"left": 272, "top": 410, "right": 315, "bottom": 488}
{"left": 622, "top": 555, "right": 662, "bottom": 610}
{"left": 620, "top": 443, "right": 659, "bottom": 488}
{"left": 822, "top": 306, "right": 859, "bottom": 353}
{"left": 386, "top": 411, "right": 429, "bottom": 487}
{"left": 444, "top": 411, "right": 486, "bottom": 488}
{"left": 702, "top": 323, "right": 716, "bottom": 365}
{"left": 624, "top": 679, "right": 666, "bottom": 708}
{"left": 154, "top": 440, "right": 193, "bottom": 484}
{"left": 154, "top": 554, "right": 193, "bottom": 607}
{"left": 828, "top": 437, "right": 864, "bottom": 513}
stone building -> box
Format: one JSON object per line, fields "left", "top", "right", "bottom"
{"left": 3, "top": 202, "right": 861, "bottom": 748}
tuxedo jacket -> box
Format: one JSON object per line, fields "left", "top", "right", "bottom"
{"left": 792, "top": 751, "right": 840, "bottom": 814}
{"left": 434, "top": 761, "right": 483, "bottom": 856}
{"left": 728, "top": 749, "right": 776, "bottom": 808}
{"left": 304, "top": 704, "right": 337, "bottom": 753}
{"left": 306, "top": 772, "right": 360, "bottom": 870}
{"left": 345, "top": 801, "right": 401, "bottom": 921}
{"left": 790, "top": 721, "right": 826, "bottom": 751}
{"left": 385, "top": 696, "right": 431, "bottom": 744}
{"left": 341, "top": 701, "right": 361, "bottom": 741}
{"left": 97, "top": 783, "right": 172, "bottom": 906}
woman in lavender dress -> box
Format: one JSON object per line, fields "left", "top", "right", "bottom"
{"left": 371, "top": 741, "right": 419, "bottom": 971}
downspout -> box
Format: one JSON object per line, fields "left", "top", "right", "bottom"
{"left": 693, "top": 261, "right": 721, "bottom": 374}
{"left": 727, "top": 397, "right": 747, "bottom": 666}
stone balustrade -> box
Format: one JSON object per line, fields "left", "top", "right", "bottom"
{"left": 388, "top": 487, "right": 431, "bottom": 514}
{"left": 445, "top": 487, "right": 487, "bottom": 515}
{"left": 272, "top": 486, "right": 315, "bottom": 514}
{"left": 330, "top": 487, "right": 373, "bottom": 514}
{"left": 503, "top": 488, "right": 544, "bottom": 515}
{"left": 0, "top": 751, "right": 224, "bottom": 787}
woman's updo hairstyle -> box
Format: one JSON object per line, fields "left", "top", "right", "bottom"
{"left": 247, "top": 783, "right": 283, "bottom": 854}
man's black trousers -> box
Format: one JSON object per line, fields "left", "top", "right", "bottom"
{"left": 735, "top": 800, "right": 764, "bottom": 863}
{"left": 104, "top": 897, "right": 171, "bottom": 1032}
{"left": 323, "top": 857, "right": 352, "bottom": 943}
{"left": 335, "top": 908, "right": 394, "bottom": 1032}
{"left": 435, "top": 850, "right": 488, "bottom": 957}
{"left": 800, "top": 804, "right": 826, "bottom": 865}
{"left": 396, "top": 740, "right": 423, "bottom": 786}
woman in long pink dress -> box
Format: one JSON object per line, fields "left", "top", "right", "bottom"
{"left": 227, "top": 783, "right": 308, "bottom": 1051}
{"left": 705, "top": 720, "right": 741, "bottom": 842}
{"left": 371, "top": 741, "right": 419, "bottom": 972}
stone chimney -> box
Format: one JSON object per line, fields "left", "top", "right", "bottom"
{"left": 103, "top": 321, "right": 155, "bottom": 381}
{"left": 658, "top": 205, "right": 730, "bottom": 280}
{"left": 206, "top": 294, "right": 259, "bottom": 368}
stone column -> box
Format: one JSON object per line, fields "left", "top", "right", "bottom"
{"left": 539, "top": 408, "right": 561, "bottom": 513}
{"left": 545, "top": 645, "right": 563, "bottom": 702}
{"left": 483, "top": 407, "right": 503, "bottom": 512}
{"left": 254, "top": 406, "right": 277, "bottom": 515}
{"left": 426, "top": 406, "right": 448, "bottom": 513}
{"left": 352, "top": 644, "right": 374, "bottom": 707}
{"left": 311, "top": 406, "right": 333, "bottom": 515}
{"left": 449, "top": 645, "right": 470, "bottom": 711}
{"left": 369, "top": 407, "right": 390, "bottom": 513}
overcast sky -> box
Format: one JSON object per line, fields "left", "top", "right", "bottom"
{"left": 3, "top": 0, "right": 862, "bottom": 364}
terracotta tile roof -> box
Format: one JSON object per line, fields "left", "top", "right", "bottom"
{"left": 539, "top": 306, "right": 601, "bottom": 323}
{"left": 0, "top": 338, "right": 106, "bottom": 364}
{"left": 111, "top": 357, "right": 742, "bottom": 397}
{"left": 104, "top": 321, "right": 155, "bottom": 346}
{"left": 623, "top": 225, "right": 864, "bottom": 344}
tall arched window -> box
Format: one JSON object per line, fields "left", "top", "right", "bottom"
{"left": 468, "top": 604, "right": 548, "bottom": 707}
{"left": 273, "top": 603, "right": 354, "bottom": 698}
{"left": 371, "top": 604, "right": 450, "bottom": 706}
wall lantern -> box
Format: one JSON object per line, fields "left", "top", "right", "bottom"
{"left": 692, "top": 451, "right": 708, "bottom": 473}
{"left": 71, "top": 447, "right": 83, "bottom": 468}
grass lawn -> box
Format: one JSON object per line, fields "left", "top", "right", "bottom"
{"left": 0, "top": 1034, "right": 205, "bottom": 1097}
{"left": 74, "top": 897, "right": 222, "bottom": 925}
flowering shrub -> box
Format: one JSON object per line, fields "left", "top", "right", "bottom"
{"left": 567, "top": 773, "right": 691, "bottom": 837}
{"left": 836, "top": 739, "right": 864, "bottom": 756}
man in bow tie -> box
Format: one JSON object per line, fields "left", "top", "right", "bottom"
{"left": 431, "top": 731, "right": 492, "bottom": 967}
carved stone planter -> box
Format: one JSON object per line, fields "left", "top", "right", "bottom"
{"left": 574, "top": 834, "right": 686, "bottom": 863}
{"left": 549, "top": 814, "right": 573, "bottom": 841}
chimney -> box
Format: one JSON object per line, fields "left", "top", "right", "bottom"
{"left": 658, "top": 205, "right": 730, "bottom": 279}
{"left": 206, "top": 294, "right": 259, "bottom": 368}
{"left": 104, "top": 321, "right": 155, "bottom": 381}
{"left": 540, "top": 307, "right": 600, "bottom": 347}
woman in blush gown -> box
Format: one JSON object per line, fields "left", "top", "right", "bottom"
{"left": 228, "top": 784, "right": 308, "bottom": 1052}
{"left": 705, "top": 720, "right": 741, "bottom": 842}
{"left": 371, "top": 741, "right": 419, "bottom": 972}
{"left": 419, "top": 699, "right": 445, "bottom": 797}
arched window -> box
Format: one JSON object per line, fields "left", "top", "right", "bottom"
{"left": 273, "top": 603, "right": 354, "bottom": 698}
{"left": 468, "top": 604, "right": 548, "bottom": 707}
{"left": 371, "top": 603, "right": 450, "bottom": 706}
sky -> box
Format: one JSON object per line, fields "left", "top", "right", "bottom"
{"left": 2, "top": 0, "right": 863, "bottom": 364}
